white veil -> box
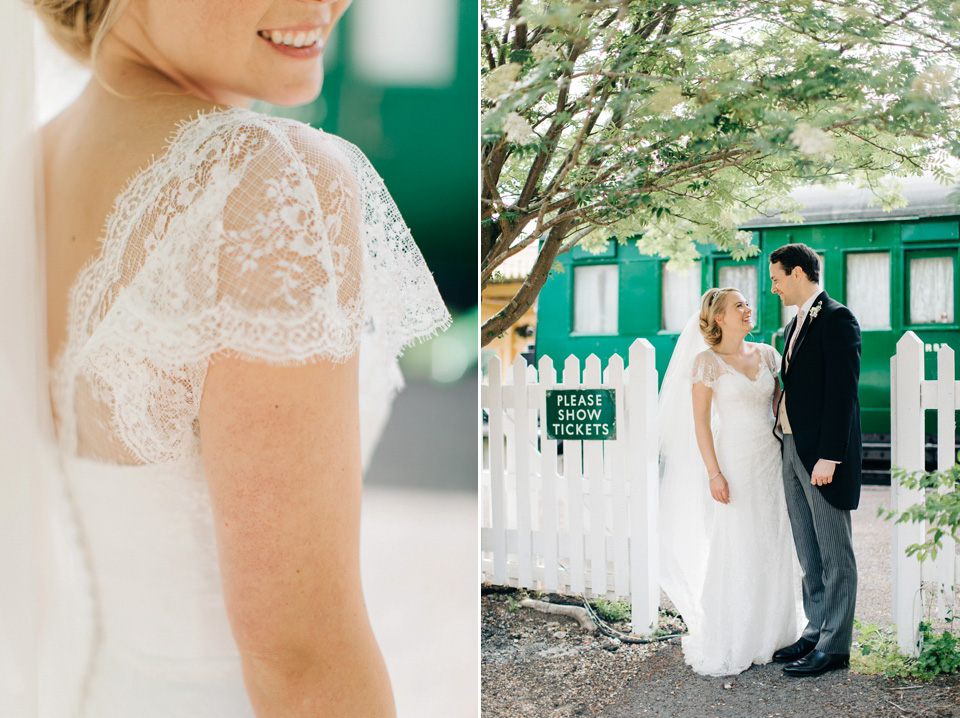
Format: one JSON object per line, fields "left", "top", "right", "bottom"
{"left": 657, "top": 313, "right": 715, "bottom": 636}
{"left": 1, "top": 7, "right": 91, "bottom": 717}
{"left": 0, "top": 3, "right": 44, "bottom": 716}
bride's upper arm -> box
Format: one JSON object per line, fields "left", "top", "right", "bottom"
{"left": 198, "top": 353, "right": 365, "bottom": 661}
{"left": 194, "top": 120, "right": 368, "bottom": 662}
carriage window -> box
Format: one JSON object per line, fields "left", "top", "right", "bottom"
{"left": 781, "top": 253, "right": 825, "bottom": 325}
{"left": 573, "top": 264, "right": 619, "bottom": 334}
{"left": 718, "top": 264, "right": 757, "bottom": 314}
{"left": 846, "top": 252, "right": 890, "bottom": 329}
{"left": 909, "top": 255, "right": 954, "bottom": 324}
{"left": 662, "top": 261, "right": 701, "bottom": 333}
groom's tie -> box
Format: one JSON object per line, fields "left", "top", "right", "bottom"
{"left": 787, "top": 308, "right": 807, "bottom": 363}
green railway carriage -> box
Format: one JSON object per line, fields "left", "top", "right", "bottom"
{"left": 535, "top": 177, "right": 960, "bottom": 474}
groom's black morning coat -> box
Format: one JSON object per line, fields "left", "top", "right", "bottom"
{"left": 777, "top": 291, "right": 862, "bottom": 511}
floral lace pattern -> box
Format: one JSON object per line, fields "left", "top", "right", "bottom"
{"left": 691, "top": 343, "right": 780, "bottom": 389}
{"left": 52, "top": 107, "right": 450, "bottom": 466}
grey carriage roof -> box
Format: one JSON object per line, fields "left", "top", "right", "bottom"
{"left": 741, "top": 176, "right": 960, "bottom": 228}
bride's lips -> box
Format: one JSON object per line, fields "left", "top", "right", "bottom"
{"left": 257, "top": 25, "right": 325, "bottom": 59}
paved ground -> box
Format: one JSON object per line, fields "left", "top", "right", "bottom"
{"left": 366, "top": 374, "right": 476, "bottom": 492}
{"left": 481, "top": 486, "right": 960, "bottom": 718}
{"left": 363, "top": 486, "right": 477, "bottom": 718}
{"left": 362, "top": 374, "right": 479, "bottom": 717}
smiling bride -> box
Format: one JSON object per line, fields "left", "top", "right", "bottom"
{"left": 658, "top": 287, "right": 802, "bottom": 676}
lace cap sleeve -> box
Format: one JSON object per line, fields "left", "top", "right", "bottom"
{"left": 759, "top": 343, "right": 782, "bottom": 376}
{"left": 691, "top": 350, "right": 721, "bottom": 388}
{"left": 78, "top": 110, "right": 450, "bottom": 465}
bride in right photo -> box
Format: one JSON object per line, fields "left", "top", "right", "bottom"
{"left": 659, "top": 286, "right": 802, "bottom": 677}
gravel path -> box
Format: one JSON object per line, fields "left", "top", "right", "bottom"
{"left": 481, "top": 487, "right": 960, "bottom": 717}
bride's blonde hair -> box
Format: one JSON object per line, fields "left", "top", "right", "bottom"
{"left": 33, "top": 0, "right": 131, "bottom": 65}
{"left": 698, "top": 287, "right": 739, "bottom": 347}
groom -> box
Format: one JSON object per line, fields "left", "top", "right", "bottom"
{"left": 769, "top": 243, "right": 862, "bottom": 678}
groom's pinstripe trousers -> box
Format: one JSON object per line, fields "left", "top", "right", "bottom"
{"left": 782, "top": 434, "right": 858, "bottom": 654}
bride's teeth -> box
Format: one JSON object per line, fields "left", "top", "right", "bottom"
{"left": 262, "top": 28, "right": 320, "bottom": 48}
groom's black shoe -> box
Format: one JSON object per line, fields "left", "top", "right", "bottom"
{"left": 772, "top": 637, "right": 816, "bottom": 663}
{"left": 782, "top": 650, "right": 850, "bottom": 677}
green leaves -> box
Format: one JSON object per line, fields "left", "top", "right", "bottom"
{"left": 481, "top": 0, "right": 960, "bottom": 337}
{"left": 883, "top": 463, "right": 960, "bottom": 563}
{"left": 851, "top": 619, "right": 960, "bottom": 680}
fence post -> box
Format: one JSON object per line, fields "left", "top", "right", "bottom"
{"left": 538, "top": 356, "right": 559, "bottom": 593}
{"left": 893, "top": 331, "right": 925, "bottom": 655}
{"left": 935, "top": 346, "right": 957, "bottom": 618}
{"left": 628, "top": 339, "right": 659, "bottom": 635}
{"left": 486, "top": 356, "right": 507, "bottom": 584}
{"left": 512, "top": 356, "right": 533, "bottom": 588}
{"left": 583, "top": 355, "right": 606, "bottom": 596}
{"left": 605, "top": 354, "right": 631, "bottom": 598}
{"left": 563, "top": 355, "right": 586, "bottom": 594}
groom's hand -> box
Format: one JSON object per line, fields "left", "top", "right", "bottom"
{"left": 811, "top": 459, "right": 836, "bottom": 486}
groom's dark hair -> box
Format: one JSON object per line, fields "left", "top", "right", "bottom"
{"left": 769, "top": 243, "right": 820, "bottom": 284}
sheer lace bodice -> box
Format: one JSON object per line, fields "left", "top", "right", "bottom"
{"left": 51, "top": 105, "right": 450, "bottom": 467}
{"left": 692, "top": 343, "right": 780, "bottom": 432}
{"left": 42, "top": 107, "right": 450, "bottom": 717}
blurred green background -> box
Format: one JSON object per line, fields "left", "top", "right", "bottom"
{"left": 268, "top": 0, "right": 476, "bottom": 315}
{"left": 304, "top": 0, "right": 478, "bottom": 491}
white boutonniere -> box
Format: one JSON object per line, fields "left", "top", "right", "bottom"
{"left": 809, "top": 301, "right": 823, "bottom": 320}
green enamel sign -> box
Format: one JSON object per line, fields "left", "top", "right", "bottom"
{"left": 545, "top": 389, "right": 617, "bottom": 441}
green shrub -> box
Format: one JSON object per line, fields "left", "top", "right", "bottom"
{"left": 591, "top": 598, "right": 631, "bottom": 623}
{"left": 852, "top": 618, "right": 960, "bottom": 680}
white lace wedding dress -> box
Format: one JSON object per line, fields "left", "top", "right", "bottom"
{"left": 42, "top": 106, "right": 450, "bottom": 717}
{"left": 663, "top": 343, "right": 801, "bottom": 677}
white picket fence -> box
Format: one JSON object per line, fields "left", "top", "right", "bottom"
{"left": 891, "top": 331, "right": 960, "bottom": 654}
{"left": 480, "top": 340, "right": 660, "bottom": 635}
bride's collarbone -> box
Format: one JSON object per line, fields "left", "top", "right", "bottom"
{"left": 710, "top": 343, "right": 764, "bottom": 379}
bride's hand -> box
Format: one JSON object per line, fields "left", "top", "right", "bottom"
{"left": 709, "top": 473, "right": 730, "bottom": 504}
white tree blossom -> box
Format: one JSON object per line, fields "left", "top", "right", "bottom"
{"left": 502, "top": 112, "right": 537, "bottom": 144}
{"left": 911, "top": 65, "right": 954, "bottom": 100}
{"left": 483, "top": 62, "right": 522, "bottom": 100}
{"left": 789, "top": 123, "right": 835, "bottom": 157}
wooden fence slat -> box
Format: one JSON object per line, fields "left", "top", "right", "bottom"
{"left": 629, "top": 339, "right": 659, "bottom": 635}
{"left": 486, "top": 356, "right": 507, "bottom": 584}
{"left": 936, "top": 346, "right": 957, "bottom": 617}
{"left": 563, "top": 355, "right": 586, "bottom": 594}
{"left": 584, "top": 355, "right": 606, "bottom": 597}
{"left": 513, "top": 356, "right": 533, "bottom": 588}
{"left": 606, "top": 355, "right": 631, "bottom": 597}
{"left": 894, "top": 332, "right": 926, "bottom": 655}
{"left": 538, "top": 356, "right": 559, "bottom": 592}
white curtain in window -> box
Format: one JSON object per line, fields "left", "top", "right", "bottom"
{"left": 574, "top": 264, "right": 619, "bottom": 334}
{"left": 846, "top": 252, "right": 890, "bottom": 329}
{"left": 350, "top": 0, "right": 456, "bottom": 87}
{"left": 780, "top": 254, "right": 825, "bottom": 326}
{"left": 910, "top": 257, "right": 954, "bottom": 324}
{"left": 718, "top": 265, "right": 757, "bottom": 312}
{"left": 662, "top": 261, "right": 702, "bottom": 332}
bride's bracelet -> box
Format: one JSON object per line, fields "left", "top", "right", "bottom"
{"left": 709, "top": 471, "right": 722, "bottom": 481}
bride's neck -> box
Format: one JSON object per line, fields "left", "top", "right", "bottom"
{"left": 714, "top": 333, "right": 746, "bottom": 355}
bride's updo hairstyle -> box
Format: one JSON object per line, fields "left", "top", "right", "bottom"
{"left": 33, "top": 0, "right": 130, "bottom": 64}
{"left": 698, "top": 287, "right": 739, "bottom": 347}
